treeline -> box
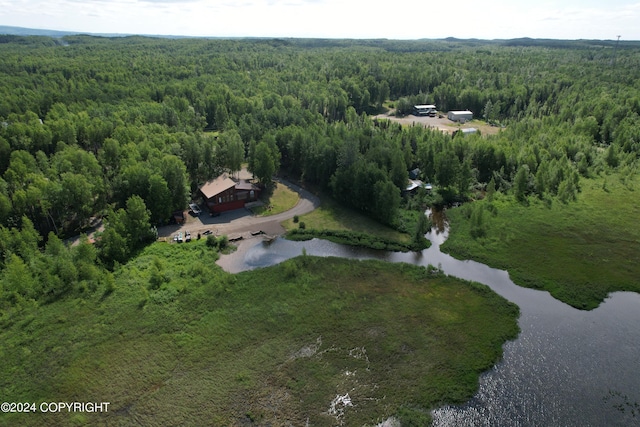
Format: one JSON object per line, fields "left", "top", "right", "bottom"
{"left": 0, "top": 218, "right": 114, "bottom": 310}
{"left": 0, "top": 35, "right": 639, "bottom": 309}
{"left": 270, "top": 110, "right": 609, "bottom": 216}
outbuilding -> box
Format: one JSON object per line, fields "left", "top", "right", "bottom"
{"left": 413, "top": 105, "right": 437, "bottom": 116}
{"left": 447, "top": 110, "right": 473, "bottom": 123}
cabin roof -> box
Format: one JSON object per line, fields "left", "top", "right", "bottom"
{"left": 199, "top": 175, "right": 236, "bottom": 200}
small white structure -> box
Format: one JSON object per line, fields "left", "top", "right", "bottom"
{"left": 448, "top": 110, "right": 473, "bottom": 123}
{"left": 405, "top": 179, "right": 422, "bottom": 193}
{"left": 454, "top": 127, "right": 478, "bottom": 137}
{"left": 405, "top": 179, "right": 432, "bottom": 193}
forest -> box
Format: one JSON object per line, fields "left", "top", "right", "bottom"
{"left": 0, "top": 34, "right": 639, "bottom": 310}
{"left": 0, "top": 34, "right": 639, "bottom": 425}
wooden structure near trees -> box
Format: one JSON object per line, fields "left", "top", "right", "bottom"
{"left": 199, "top": 174, "right": 261, "bottom": 213}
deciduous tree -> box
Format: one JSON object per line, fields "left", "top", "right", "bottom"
{"left": 252, "top": 141, "right": 276, "bottom": 185}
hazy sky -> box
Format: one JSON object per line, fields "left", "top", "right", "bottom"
{"left": 1, "top": 0, "right": 639, "bottom": 40}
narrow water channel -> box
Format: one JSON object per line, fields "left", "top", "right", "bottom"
{"left": 217, "top": 215, "right": 640, "bottom": 426}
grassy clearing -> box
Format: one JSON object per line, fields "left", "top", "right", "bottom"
{"left": 282, "top": 193, "right": 412, "bottom": 245}
{"left": 251, "top": 182, "right": 300, "bottom": 216}
{"left": 442, "top": 174, "right": 640, "bottom": 310}
{"left": 0, "top": 241, "right": 518, "bottom": 426}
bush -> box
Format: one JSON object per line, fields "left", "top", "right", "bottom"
{"left": 470, "top": 203, "right": 487, "bottom": 239}
{"left": 298, "top": 221, "right": 306, "bottom": 230}
{"left": 293, "top": 215, "right": 299, "bottom": 223}
{"left": 397, "top": 407, "right": 433, "bottom": 426}
{"left": 283, "top": 260, "right": 300, "bottom": 279}
{"left": 205, "top": 234, "right": 217, "bottom": 248}
{"left": 148, "top": 267, "right": 168, "bottom": 290}
{"left": 217, "top": 235, "right": 229, "bottom": 250}
{"left": 102, "top": 273, "right": 116, "bottom": 298}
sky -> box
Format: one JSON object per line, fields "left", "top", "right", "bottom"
{"left": 1, "top": 0, "right": 639, "bottom": 40}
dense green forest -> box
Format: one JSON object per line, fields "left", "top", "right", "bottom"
{"left": 1, "top": 34, "right": 639, "bottom": 313}
{"left": 1, "top": 34, "right": 639, "bottom": 425}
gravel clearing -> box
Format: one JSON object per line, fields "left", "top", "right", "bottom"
{"left": 373, "top": 110, "right": 502, "bottom": 135}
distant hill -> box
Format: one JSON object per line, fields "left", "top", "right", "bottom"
{"left": 0, "top": 25, "right": 172, "bottom": 39}
{"left": 1, "top": 25, "right": 638, "bottom": 47}
{"left": 0, "top": 25, "right": 91, "bottom": 37}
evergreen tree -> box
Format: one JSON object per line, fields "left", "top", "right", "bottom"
{"left": 470, "top": 203, "right": 487, "bottom": 239}
{"left": 124, "top": 195, "right": 155, "bottom": 251}
{"left": 513, "top": 165, "right": 530, "bottom": 203}
{"left": 486, "top": 176, "right": 496, "bottom": 202}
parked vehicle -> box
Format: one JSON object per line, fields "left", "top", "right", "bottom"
{"left": 185, "top": 231, "right": 192, "bottom": 242}
{"left": 189, "top": 203, "right": 201, "bottom": 215}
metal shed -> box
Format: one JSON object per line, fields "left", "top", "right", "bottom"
{"left": 447, "top": 110, "right": 473, "bottom": 122}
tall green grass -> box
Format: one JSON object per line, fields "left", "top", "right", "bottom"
{"left": 287, "top": 227, "right": 418, "bottom": 251}
{"left": 442, "top": 174, "right": 640, "bottom": 309}
{"left": 282, "top": 192, "right": 414, "bottom": 246}
{"left": 0, "top": 241, "right": 518, "bottom": 426}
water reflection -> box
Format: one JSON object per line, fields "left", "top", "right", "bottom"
{"left": 216, "top": 213, "right": 640, "bottom": 426}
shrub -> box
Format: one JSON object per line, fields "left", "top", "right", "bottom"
{"left": 205, "top": 234, "right": 217, "bottom": 248}
{"left": 102, "top": 273, "right": 116, "bottom": 298}
{"left": 293, "top": 215, "right": 299, "bottom": 223}
{"left": 148, "top": 266, "right": 169, "bottom": 290}
{"left": 298, "top": 221, "right": 306, "bottom": 230}
{"left": 397, "top": 407, "right": 433, "bottom": 426}
{"left": 470, "top": 203, "right": 487, "bottom": 239}
{"left": 217, "top": 235, "right": 229, "bottom": 250}
{"left": 283, "top": 260, "right": 300, "bottom": 279}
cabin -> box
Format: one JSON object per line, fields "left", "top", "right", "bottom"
{"left": 405, "top": 179, "right": 423, "bottom": 193}
{"left": 199, "top": 174, "right": 261, "bottom": 213}
{"left": 413, "top": 104, "right": 437, "bottom": 116}
{"left": 447, "top": 110, "right": 473, "bottom": 123}
{"left": 405, "top": 179, "right": 433, "bottom": 194}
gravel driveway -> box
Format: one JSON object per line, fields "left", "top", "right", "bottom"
{"left": 157, "top": 177, "right": 320, "bottom": 241}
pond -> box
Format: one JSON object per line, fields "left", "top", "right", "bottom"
{"left": 217, "top": 215, "right": 640, "bottom": 426}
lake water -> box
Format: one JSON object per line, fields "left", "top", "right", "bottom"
{"left": 217, "top": 219, "right": 640, "bottom": 426}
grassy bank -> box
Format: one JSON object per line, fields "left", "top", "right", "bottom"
{"left": 282, "top": 193, "right": 423, "bottom": 250}
{"left": 287, "top": 227, "right": 417, "bottom": 252}
{"left": 251, "top": 182, "right": 300, "bottom": 216}
{"left": 0, "top": 240, "right": 518, "bottom": 426}
{"left": 442, "top": 174, "right": 640, "bottom": 310}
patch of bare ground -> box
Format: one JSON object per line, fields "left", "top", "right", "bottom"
{"left": 373, "top": 110, "right": 503, "bottom": 135}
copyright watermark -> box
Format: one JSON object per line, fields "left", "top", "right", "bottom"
{"left": 2, "top": 401, "right": 110, "bottom": 413}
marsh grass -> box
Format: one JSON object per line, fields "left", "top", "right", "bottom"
{"left": 0, "top": 242, "right": 518, "bottom": 426}
{"left": 287, "top": 228, "right": 416, "bottom": 251}
{"left": 442, "top": 174, "right": 640, "bottom": 309}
